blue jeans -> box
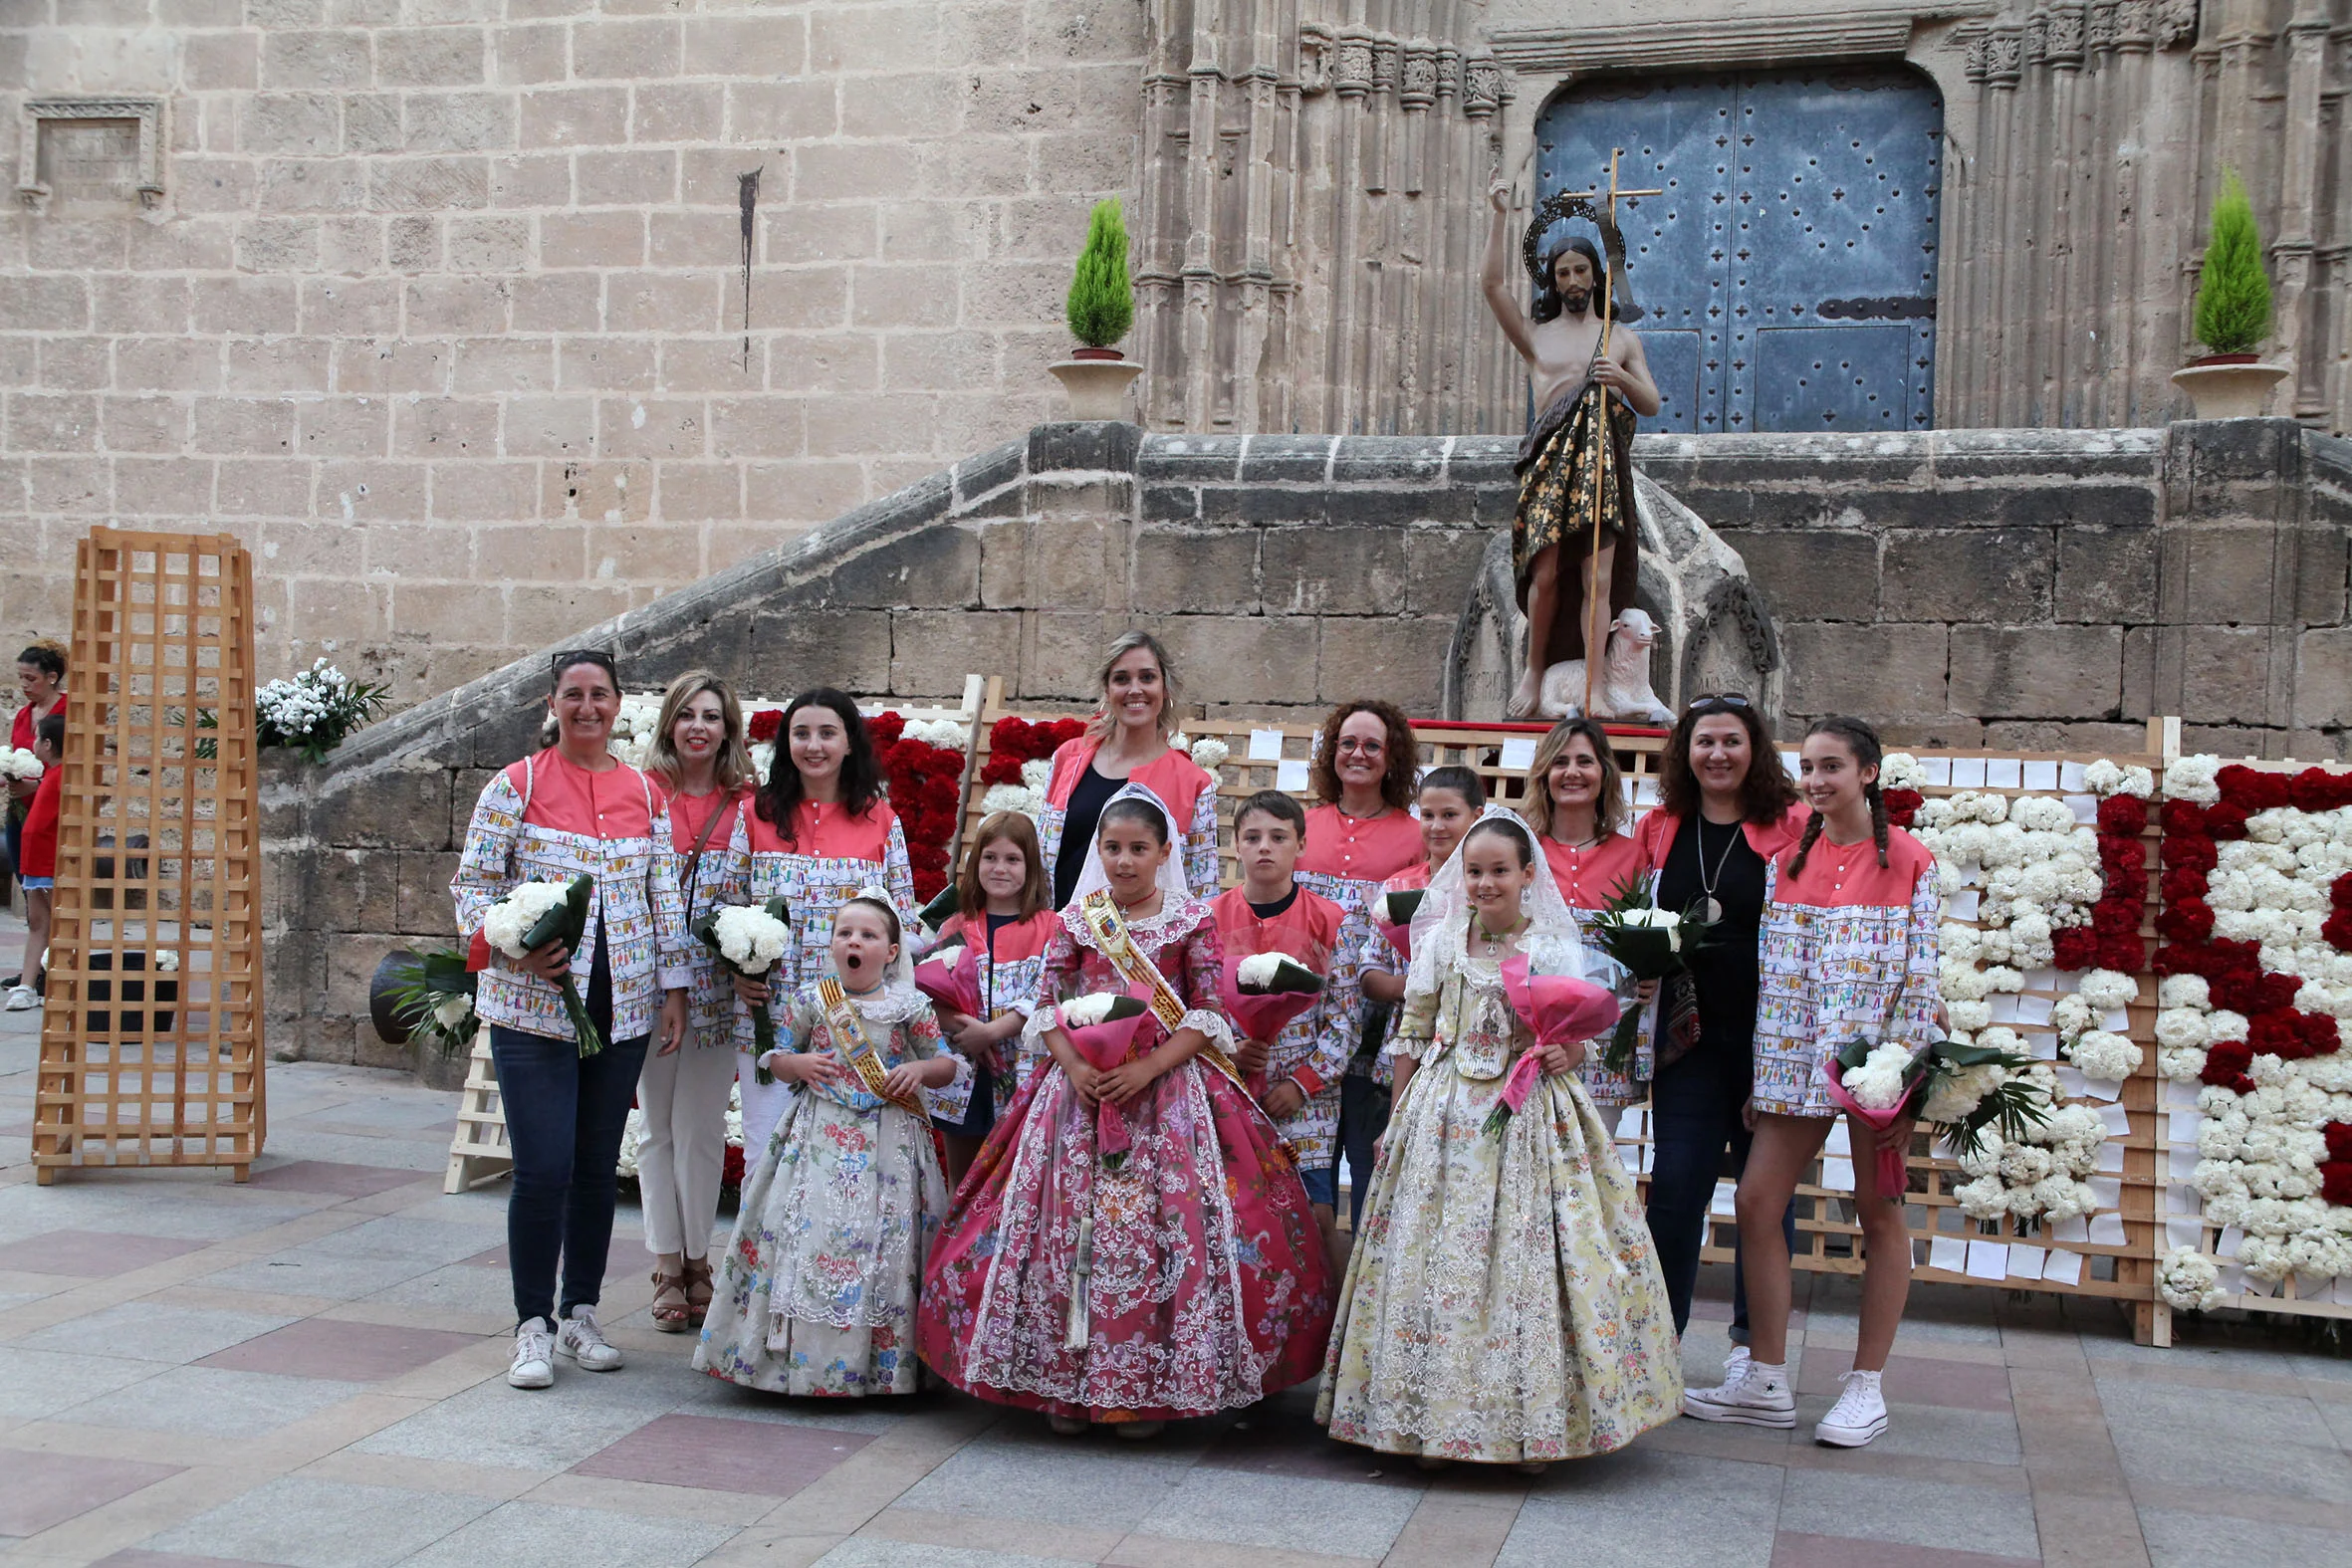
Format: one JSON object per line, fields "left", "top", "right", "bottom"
{"left": 1645, "top": 1045, "right": 1796, "bottom": 1343}
{"left": 1334, "top": 1073, "right": 1390, "bottom": 1232}
{"left": 487, "top": 962, "right": 647, "bottom": 1326}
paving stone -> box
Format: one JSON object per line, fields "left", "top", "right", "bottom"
{"left": 1776, "top": 1468, "right": 2040, "bottom": 1560}
{"left": 1768, "top": 1532, "right": 2040, "bottom": 1567}
{"left": 0, "top": 1229, "right": 208, "bottom": 1277}
{"left": 2138, "top": 1505, "right": 2352, "bottom": 1568}
{"left": 143, "top": 1476, "right": 499, "bottom": 1568}
{"left": 1133, "top": 1467, "right": 1422, "bottom": 1558}
{"left": 353, "top": 1370, "right": 681, "bottom": 1470}
{"left": 54, "top": 1363, "right": 372, "bottom": 1438}
{"left": 0, "top": 1451, "right": 185, "bottom": 1537}
{"left": 398, "top": 1499, "right": 738, "bottom": 1568}
{"left": 814, "top": 1542, "right": 1093, "bottom": 1568}
{"left": 572, "top": 1411, "right": 871, "bottom": 1496}
{"left": 2096, "top": 1378, "right": 2352, "bottom": 1503}
{"left": 0, "top": 1345, "right": 164, "bottom": 1420}
{"left": 893, "top": 1426, "right": 1202, "bottom": 1530}
{"left": 197, "top": 1317, "right": 486, "bottom": 1381}
{"left": 1795, "top": 1350, "right": 2015, "bottom": 1414}
{"left": 246, "top": 1161, "right": 438, "bottom": 1197}
{"left": 92, "top": 1550, "right": 296, "bottom": 1568}
{"left": 305, "top": 1216, "right": 511, "bottom": 1265}
{"left": 197, "top": 1247, "right": 445, "bottom": 1303}
{"left": 18, "top": 1301, "right": 300, "bottom": 1365}
{"left": 1499, "top": 1445, "right": 1782, "bottom": 1568}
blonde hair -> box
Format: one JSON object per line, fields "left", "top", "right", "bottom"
{"left": 644, "top": 670, "right": 756, "bottom": 793}
{"left": 1084, "top": 630, "right": 1180, "bottom": 744}
{"left": 1525, "top": 717, "right": 1625, "bottom": 840}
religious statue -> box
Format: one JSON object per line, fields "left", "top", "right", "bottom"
{"left": 1482, "top": 176, "right": 1662, "bottom": 720}
{"left": 1537, "top": 606, "right": 1674, "bottom": 725}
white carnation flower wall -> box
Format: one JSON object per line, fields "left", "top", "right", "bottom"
{"left": 2152, "top": 756, "right": 2352, "bottom": 1315}
{"left": 1896, "top": 752, "right": 2155, "bottom": 1293}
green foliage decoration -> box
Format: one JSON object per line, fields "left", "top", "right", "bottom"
{"left": 1065, "top": 198, "right": 1134, "bottom": 349}
{"left": 2193, "top": 168, "right": 2272, "bottom": 356}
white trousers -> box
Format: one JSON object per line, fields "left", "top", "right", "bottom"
{"left": 634, "top": 1041, "right": 738, "bottom": 1259}
{"left": 735, "top": 1048, "right": 798, "bottom": 1162}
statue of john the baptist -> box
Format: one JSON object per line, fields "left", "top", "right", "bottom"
{"left": 1482, "top": 179, "right": 1662, "bottom": 721}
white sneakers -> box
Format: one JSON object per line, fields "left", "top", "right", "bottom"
{"left": 1814, "top": 1369, "right": 1890, "bottom": 1448}
{"left": 510, "top": 1308, "right": 623, "bottom": 1388}
{"left": 509, "top": 1317, "right": 556, "bottom": 1389}
{"left": 4, "top": 985, "right": 38, "bottom": 1011}
{"left": 557, "top": 1306, "right": 624, "bottom": 1371}
{"left": 1680, "top": 1357, "right": 1796, "bottom": 1429}
{"left": 1683, "top": 1355, "right": 1892, "bottom": 1447}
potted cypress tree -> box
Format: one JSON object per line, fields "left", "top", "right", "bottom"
{"left": 2171, "top": 169, "right": 2289, "bottom": 419}
{"left": 1049, "top": 198, "right": 1144, "bottom": 421}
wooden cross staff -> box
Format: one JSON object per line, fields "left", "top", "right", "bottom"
{"left": 1583, "top": 147, "right": 1664, "bottom": 721}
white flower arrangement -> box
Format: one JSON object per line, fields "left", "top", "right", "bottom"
{"left": 2081, "top": 760, "right": 2155, "bottom": 799}
{"left": 257, "top": 658, "right": 390, "bottom": 762}
{"left": 154, "top": 949, "right": 181, "bottom": 974}
{"left": 620, "top": 1080, "right": 746, "bottom": 1181}
{"left": 0, "top": 747, "right": 42, "bottom": 783}
{"left": 1190, "top": 736, "right": 1230, "bottom": 773}
{"left": 605, "top": 696, "right": 662, "bottom": 768}
{"left": 1879, "top": 752, "right": 1927, "bottom": 791}
{"left": 1058, "top": 993, "right": 1137, "bottom": 1028}
{"left": 2076, "top": 970, "right": 2139, "bottom": 1011}
{"left": 710, "top": 904, "right": 790, "bottom": 972}
{"left": 2069, "top": 1029, "right": 2144, "bottom": 1082}
{"left": 481, "top": 881, "right": 570, "bottom": 958}
{"left": 2158, "top": 1245, "right": 2226, "bottom": 1311}
{"left": 1951, "top": 1064, "right": 2104, "bottom": 1226}
{"left": 1843, "top": 1041, "right": 1918, "bottom": 1111}
{"left": 903, "top": 717, "right": 970, "bottom": 751}
{"left": 2163, "top": 754, "right": 2222, "bottom": 804}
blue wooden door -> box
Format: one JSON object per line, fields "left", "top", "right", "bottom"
{"left": 1534, "top": 66, "right": 1942, "bottom": 434}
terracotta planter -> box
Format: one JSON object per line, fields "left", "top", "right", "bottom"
{"left": 1049, "top": 353, "right": 1143, "bottom": 420}
{"left": 2171, "top": 358, "right": 2289, "bottom": 419}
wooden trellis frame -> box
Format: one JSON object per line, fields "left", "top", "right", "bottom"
{"left": 34, "top": 529, "right": 265, "bottom": 1183}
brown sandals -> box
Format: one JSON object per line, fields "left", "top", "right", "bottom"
{"left": 683, "top": 1257, "right": 714, "bottom": 1327}
{"left": 650, "top": 1263, "right": 691, "bottom": 1332}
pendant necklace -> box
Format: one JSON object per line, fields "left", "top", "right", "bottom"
{"left": 1694, "top": 816, "right": 1739, "bottom": 924}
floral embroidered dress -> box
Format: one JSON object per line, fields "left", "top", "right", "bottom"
{"left": 725, "top": 798, "right": 918, "bottom": 1005}
{"left": 1753, "top": 826, "right": 1942, "bottom": 1116}
{"left": 1316, "top": 921, "right": 1684, "bottom": 1462}
{"left": 916, "top": 895, "right": 1336, "bottom": 1421}
{"left": 1208, "top": 884, "right": 1366, "bottom": 1171}
{"left": 452, "top": 750, "right": 693, "bottom": 1043}
{"left": 659, "top": 783, "right": 751, "bottom": 1046}
{"left": 694, "top": 980, "right": 955, "bottom": 1396}
{"left": 1545, "top": 829, "right": 1654, "bottom": 1108}
{"left": 1037, "top": 740, "right": 1220, "bottom": 902}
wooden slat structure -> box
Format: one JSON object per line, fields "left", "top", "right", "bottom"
{"left": 34, "top": 529, "right": 265, "bottom": 1183}
{"left": 443, "top": 1026, "right": 510, "bottom": 1194}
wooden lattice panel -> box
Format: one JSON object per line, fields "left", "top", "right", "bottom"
{"left": 443, "top": 1026, "right": 511, "bottom": 1194}
{"left": 33, "top": 529, "right": 265, "bottom": 1183}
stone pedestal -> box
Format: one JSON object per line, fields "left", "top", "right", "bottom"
{"left": 1049, "top": 357, "right": 1145, "bottom": 421}
{"left": 2171, "top": 362, "right": 2291, "bottom": 420}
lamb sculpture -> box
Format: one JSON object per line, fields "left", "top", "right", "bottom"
{"left": 1537, "top": 607, "right": 1676, "bottom": 724}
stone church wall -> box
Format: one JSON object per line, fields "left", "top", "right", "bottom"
{"left": 260, "top": 417, "right": 2351, "bottom": 1071}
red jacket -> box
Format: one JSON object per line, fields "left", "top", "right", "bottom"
{"left": 21, "top": 766, "right": 60, "bottom": 878}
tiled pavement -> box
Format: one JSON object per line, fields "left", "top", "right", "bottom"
{"left": 1, "top": 919, "right": 2348, "bottom": 1566}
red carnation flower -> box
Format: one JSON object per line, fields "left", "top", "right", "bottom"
{"left": 2098, "top": 933, "right": 2149, "bottom": 971}
{"left": 2161, "top": 832, "right": 2218, "bottom": 874}
{"left": 2105, "top": 865, "right": 2151, "bottom": 906}
{"left": 2333, "top": 872, "right": 2352, "bottom": 911}
{"left": 2053, "top": 928, "right": 2100, "bottom": 972}
{"left": 1882, "top": 787, "right": 1924, "bottom": 827}
{"left": 2097, "top": 796, "right": 2148, "bottom": 836}
{"left": 2249, "top": 1009, "right": 2307, "bottom": 1059}
{"left": 2205, "top": 802, "right": 2249, "bottom": 839}
{"left": 867, "top": 711, "right": 905, "bottom": 745}
{"left": 2218, "top": 765, "right": 2290, "bottom": 810}
{"left": 2160, "top": 798, "right": 2208, "bottom": 836}
{"left": 2100, "top": 837, "right": 2147, "bottom": 876}
{"left": 2325, "top": 1122, "right": 2352, "bottom": 1164}
{"left": 748, "top": 709, "right": 784, "bottom": 745}
{"left": 2326, "top": 912, "right": 2352, "bottom": 952}
{"left": 2201, "top": 1038, "right": 2254, "bottom": 1088}
{"left": 2157, "top": 898, "right": 2214, "bottom": 943}
{"left": 2288, "top": 767, "right": 2352, "bottom": 813}
{"left": 2301, "top": 1011, "right": 2343, "bottom": 1055}
{"left": 2323, "top": 1163, "right": 2352, "bottom": 1209}
{"left": 2094, "top": 900, "right": 2144, "bottom": 938}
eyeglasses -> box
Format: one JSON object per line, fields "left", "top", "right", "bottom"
{"left": 1334, "top": 739, "right": 1386, "bottom": 755}
{"left": 551, "top": 648, "right": 616, "bottom": 674}
{"left": 1685, "top": 693, "right": 1752, "bottom": 710}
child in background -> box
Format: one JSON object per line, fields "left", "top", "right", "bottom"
{"left": 1211, "top": 790, "right": 1365, "bottom": 1264}
{"left": 6, "top": 713, "right": 63, "bottom": 1011}
{"left": 920, "top": 811, "right": 1059, "bottom": 1187}
{"left": 697, "top": 895, "right": 966, "bottom": 1397}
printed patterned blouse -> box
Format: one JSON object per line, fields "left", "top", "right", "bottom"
{"left": 452, "top": 750, "right": 693, "bottom": 1045}
{"left": 1350, "top": 861, "right": 1431, "bottom": 1086}
{"left": 720, "top": 797, "right": 918, "bottom": 1054}
{"left": 1037, "top": 740, "right": 1221, "bottom": 902}
{"left": 1209, "top": 885, "right": 1367, "bottom": 1168}
{"left": 1753, "top": 826, "right": 1942, "bottom": 1117}
{"left": 658, "top": 783, "right": 751, "bottom": 1046}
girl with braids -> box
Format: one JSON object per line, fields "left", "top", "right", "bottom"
{"left": 1682, "top": 717, "right": 1940, "bottom": 1450}
{"left": 720, "top": 689, "right": 917, "bottom": 1148}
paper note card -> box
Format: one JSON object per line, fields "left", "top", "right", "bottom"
{"left": 2015, "top": 995, "right": 2054, "bottom": 1025}
{"left": 1966, "top": 1239, "right": 2010, "bottom": 1280}
{"left": 2051, "top": 1216, "right": 2091, "bottom": 1243}
{"left": 1819, "top": 1157, "right": 1855, "bottom": 1193}
{"left": 1499, "top": 737, "right": 1536, "bottom": 772}
{"left": 1945, "top": 890, "right": 1982, "bottom": 921}
{"left": 2021, "top": 761, "right": 2060, "bottom": 790}
{"left": 1824, "top": 1121, "right": 1852, "bottom": 1157}
{"left": 2060, "top": 761, "right": 2088, "bottom": 790}
{"left": 1922, "top": 757, "right": 1953, "bottom": 785}
{"left": 1275, "top": 758, "right": 1310, "bottom": 793}
{"left": 1950, "top": 757, "right": 1990, "bottom": 787}
{"left": 2097, "top": 1102, "right": 2133, "bottom": 1135}
{"left": 2166, "top": 1110, "right": 2202, "bottom": 1144}
{"left": 1710, "top": 1180, "right": 1738, "bottom": 1218}
{"left": 2053, "top": 1064, "right": 2089, "bottom": 1098}
{"left": 2065, "top": 793, "right": 2100, "bottom": 823}
{"left": 2166, "top": 1219, "right": 2207, "bottom": 1251}
{"left": 1986, "top": 758, "right": 2023, "bottom": 788}
{"left": 1988, "top": 995, "right": 2021, "bottom": 1024}
{"left": 1634, "top": 777, "right": 1660, "bottom": 806}
{"left": 2044, "top": 1249, "right": 2084, "bottom": 1286}
{"left": 2096, "top": 1140, "right": 2127, "bottom": 1173}
{"left": 2029, "top": 1031, "right": 2060, "bottom": 1061}
{"left": 1617, "top": 1106, "right": 1647, "bottom": 1139}
{"left": 1619, "top": 1144, "right": 1641, "bottom": 1173}
{"left": 2167, "top": 1144, "right": 2201, "bottom": 1179}
{"left": 1929, "top": 1235, "right": 1969, "bottom": 1274}
{"left": 1247, "top": 728, "right": 1285, "bottom": 762}
{"left": 2007, "top": 1243, "right": 2046, "bottom": 1281}
{"left": 2088, "top": 1212, "right": 2127, "bottom": 1245}
{"left": 2027, "top": 968, "right": 2063, "bottom": 994}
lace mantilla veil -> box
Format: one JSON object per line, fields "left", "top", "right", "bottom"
{"left": 1403, "top": 803, "right": 1594, "bottom": 1003}
{"left": 1065, "top": 783, "right": 1195, "bottom": 911}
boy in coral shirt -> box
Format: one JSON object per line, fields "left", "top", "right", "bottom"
{"left": 8, "top": 713, "right": 62, "bottom": 1010}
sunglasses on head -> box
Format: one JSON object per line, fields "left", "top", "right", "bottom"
{"left": 1685, "top": 692, "right": 1752, "bottom": 711}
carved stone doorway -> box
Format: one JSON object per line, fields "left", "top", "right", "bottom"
{"left": 1534, "top": 65, "right": 1943, "bottom": 434}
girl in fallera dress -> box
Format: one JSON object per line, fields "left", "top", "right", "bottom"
{"left": 639, "top": 671, "right": 757, "bottom": 1333}
{"left": 1526, "top": 717, "right": 1653, "bottom": 1108}
{"left": 723, "top": 688, "right": 917, "bottom": 1148}
{"left": 1319, "top": 809, "right": 1682, "bottom": 1470}
{"left": 917, "top": 785, "right": 1334, "bottom": 1439}
{"left": 1681, "top": 717, "right": 1941, "bottom": 1449}
{"left": 918, "top": 811, "right": 1060, "bottom": 1188}
{"left": 695, "top": 896, "right": 967, "bottom": 1397}
{"left": 1037, "top": 631, "right": 1219, "bottom": 907}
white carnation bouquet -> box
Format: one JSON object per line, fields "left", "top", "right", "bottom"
{"left": 481, "top": 874, "right": 601, "bottom": 1054}
{"left": 381, "top": 941, "right": 479, "bottom": 1055}
{"left": 0, "top": 747, "right": 43, "bottom": 783}
{"left": 256, "top": 658, "right": 391, "bottom": 764}
{"left": 692, "top": 896, "right": 793, "bottom": 1080}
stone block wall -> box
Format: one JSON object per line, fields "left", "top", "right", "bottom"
{"left": 262, "top": 417, "right": 2350, "bottom": 1072}
{"left": 2, "top": 0, "right": 1145, "bottom": 704}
